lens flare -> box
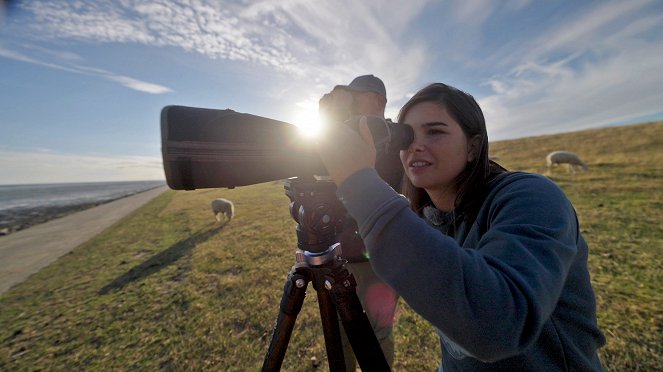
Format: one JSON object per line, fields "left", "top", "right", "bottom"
{"left": 292, "top": 108, "right": 323, "bottom": 139}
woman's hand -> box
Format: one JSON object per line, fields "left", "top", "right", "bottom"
{"left": 318, "top": 87, "right": 354, "bottom": 125}
{"left": 316, "top": 116, "right": 377, "bottom": 186}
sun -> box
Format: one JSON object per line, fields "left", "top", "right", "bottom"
{"left": 291, "top": 101, "right": 324, "bottom": 139}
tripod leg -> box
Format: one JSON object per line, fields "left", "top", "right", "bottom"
{"left": 262, "top": 270, "right": 308, "bottom": 372}
{"left": 315, "top": 282, "right": 346, "bottom": 371}
{"left": 333, "top": 267, "right": 391, "bottom": 372}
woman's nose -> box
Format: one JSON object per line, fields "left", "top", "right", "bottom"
{"left": 407, "top": 135, "right": 425, "bottom": 153}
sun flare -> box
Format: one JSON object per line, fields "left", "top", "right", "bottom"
{"left": 291, "top": 102, "right": 324, "bottom": 139}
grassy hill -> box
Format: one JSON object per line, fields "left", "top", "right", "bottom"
{"left": 1, "top": 121, "right": 661, "bottom": 370}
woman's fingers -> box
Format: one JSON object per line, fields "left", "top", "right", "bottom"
{"left": 358, "top": 116, "right": 377, "bottom": 160}
{"left": 316, "top": 117, "right": 377, "bottom": 186}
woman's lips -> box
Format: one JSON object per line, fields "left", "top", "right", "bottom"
{"left": 408, "top": 159, "right": 432, "bottom": 173}
{"left": 410, "top": 161, "right": 431, "bottom": 167}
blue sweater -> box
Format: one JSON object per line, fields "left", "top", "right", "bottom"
{"left": 337, "top": 169, "right": 605, "bottom": 371}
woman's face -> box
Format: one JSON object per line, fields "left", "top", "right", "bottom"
{"left": 400, "top": 102, "right": 474, "bottom": 194}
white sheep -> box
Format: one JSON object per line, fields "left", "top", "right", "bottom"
{"left": 546, "top": 151, "right": 588, "bottom": 173}
{"left": 211, "top": 198, "right": 234, "bottom": 222}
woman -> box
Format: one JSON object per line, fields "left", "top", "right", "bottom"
{"left": 316, "top": 83, "right": 605, "bottom": 370}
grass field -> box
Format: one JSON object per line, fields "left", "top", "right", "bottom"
{"left": 1, "top": 121, "right": 661, "bottom": 370}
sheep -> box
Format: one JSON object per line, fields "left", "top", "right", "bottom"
{"left": 546, "top": 151, "right": 588, "bottom": 173}
{"left": 211, "top": 198, "right": 234, "bottom": 222}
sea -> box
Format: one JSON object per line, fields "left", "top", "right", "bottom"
{"left": 0, "top": 180, "right": 166, "bottom": 234}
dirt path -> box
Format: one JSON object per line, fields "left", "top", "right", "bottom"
{"left": 0, "top": 186, "right": 169, "bottom": 294}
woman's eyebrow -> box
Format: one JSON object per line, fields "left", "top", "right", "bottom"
{"left": 403, "top": 121, "right": 449, "bottom": 127}
{"left": 422, "top": 121, "right": 449, "bottom": 127}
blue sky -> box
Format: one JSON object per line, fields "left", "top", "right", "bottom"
{"left": 1, "top": 0, "right": 661, "bottom": 185}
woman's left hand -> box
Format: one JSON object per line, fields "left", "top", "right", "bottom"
{"left": 316, "top": 116, "right": 377, "bottom": 186}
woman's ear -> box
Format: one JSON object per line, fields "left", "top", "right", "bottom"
{"left": 467, "top": 135, "right": 482, "bottom": 162}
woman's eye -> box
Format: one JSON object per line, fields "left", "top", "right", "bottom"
{"left": 427, "top": 128, "right": 444, "bottom": 135}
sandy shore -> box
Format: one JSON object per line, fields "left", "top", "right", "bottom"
{"left": 0, "top": 186, "right": 169, "bottom": 294}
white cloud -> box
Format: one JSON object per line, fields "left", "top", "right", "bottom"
{"left": 0, "top": 46, "right": 80, "bottom": 73}
{"left": 236, "top": 0, "right": 431, "bottom": 114}
{"left": 449, "top": 0, "right": 497, "bottom": 24}
{"left": 0, "top": 46, "right": 173, "bottom": 94}
{"left": 0, "top": 149, "right": 165, "bottom": 185}
{"left": 447, "top": 0, "right": 531, "bottom": 23}
{"left": 480, "top": 40, "right": 663, "bottom": 140}
{"left": 13, "top": 0, "right": 429, "bottom": 101}
{"left": 6, "top": 0, "right": 662, "bottom": 142}
{"left": 479, "top": 0, "right": 663, "bottom": 140}
{"left": 107, "top": 75, "right": 173, "bottom": 94}
{"left": 523, "top": 0, "right": 653, "bottom": 60}
{"left": 19, "top": 0, "right": 300, "bottom": 72}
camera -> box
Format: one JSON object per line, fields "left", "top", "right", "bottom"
{"left": 161, "top": 105, "right": 413, "bottom": 190}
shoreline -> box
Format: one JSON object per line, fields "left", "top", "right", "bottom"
{"left": 0, "top": 202, "right": 113, "bottom": 236}
{"left": 0, "top": 186, "right": 169, "bottom": 294}
{"left": 0, "top": 186, "right": 164, "bottom": 236}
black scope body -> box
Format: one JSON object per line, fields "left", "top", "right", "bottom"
{"left": 161, "top": 105, "right": 413, "bottom": 190}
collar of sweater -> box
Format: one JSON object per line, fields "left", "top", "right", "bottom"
{"left": 423, "top": 205, "right": 457, "bottom": 226}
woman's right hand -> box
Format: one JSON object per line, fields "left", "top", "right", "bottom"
{"left": 316, "top": 116, "right": 377, "bottom": 186}
{"left": 318, "top": 87, "right": 354, "bottom": 125}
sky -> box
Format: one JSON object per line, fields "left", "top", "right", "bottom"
{"left": 1, "top": 0, "right": 662, "bottom": 185}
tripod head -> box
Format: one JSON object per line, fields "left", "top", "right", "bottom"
{"left": 284, "top": 176, "right": 347, "bottom": 256}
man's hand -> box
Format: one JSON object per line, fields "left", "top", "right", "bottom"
{"left": 319, "top": 87, "right": 354, "bottom": 126}
{"left": 316, "top": 116, "right": 377, "bottom": 186}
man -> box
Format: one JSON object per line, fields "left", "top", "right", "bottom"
{"left": 319, "top": 75, "right": 401, "bottom": 370}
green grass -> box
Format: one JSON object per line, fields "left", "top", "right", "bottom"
{"left": 2, "top": 122, "right": 662, "bottom": 370}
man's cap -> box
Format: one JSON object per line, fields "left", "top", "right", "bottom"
{"left": 334, "top": 74, "right": 386, "bottom": 97}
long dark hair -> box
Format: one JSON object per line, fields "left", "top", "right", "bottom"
{"left": 397, "top": 83, "right": 506, "bottom": 220}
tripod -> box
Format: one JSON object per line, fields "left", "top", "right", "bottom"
{"left": 261, "top": 177, "right": 391, "bottom": 372}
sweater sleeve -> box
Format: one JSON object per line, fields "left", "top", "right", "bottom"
{"left": 336, "top": 169, "right": 579, "bottom": 362}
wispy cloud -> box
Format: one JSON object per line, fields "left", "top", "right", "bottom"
{"left": 0, "top": 149, "right": 164, "bottom": 185}
{"left": 12, "top": 0, "right": 428, "bottom": 102}
{"left": 106, "top": 75, "right": 172, "bottom": 94}
{"left": 0, "top": 45, "right": 173, "bottom": 94}
{"left": 5, "top": 0, "right": 663, "bottom": 141}
{"left": 18, "top": 1, "right": 299, "bottom": 71}
{"left": 478, "top": 0, "right": 663, "bottom": 139}
{"left": 523, "top": 0, "right": 653, "bottom": 61}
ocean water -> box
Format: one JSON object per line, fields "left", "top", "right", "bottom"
{"left": 0, "top": 180, "right": 165, "bottom": 233}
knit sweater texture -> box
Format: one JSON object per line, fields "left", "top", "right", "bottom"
{"left": 336, "top": 169, "right": 605, "bottom": 371}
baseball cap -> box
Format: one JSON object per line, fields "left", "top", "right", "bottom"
{"left": 334, "top": 74, "right": 386, "bottom": 97}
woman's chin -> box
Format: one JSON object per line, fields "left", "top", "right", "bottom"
{"left": 409, "top": 178, "right": 431, "bottom": 189}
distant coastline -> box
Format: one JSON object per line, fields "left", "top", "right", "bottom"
{"left": 0, "top": 180, "right": 166, "bottom": 236}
